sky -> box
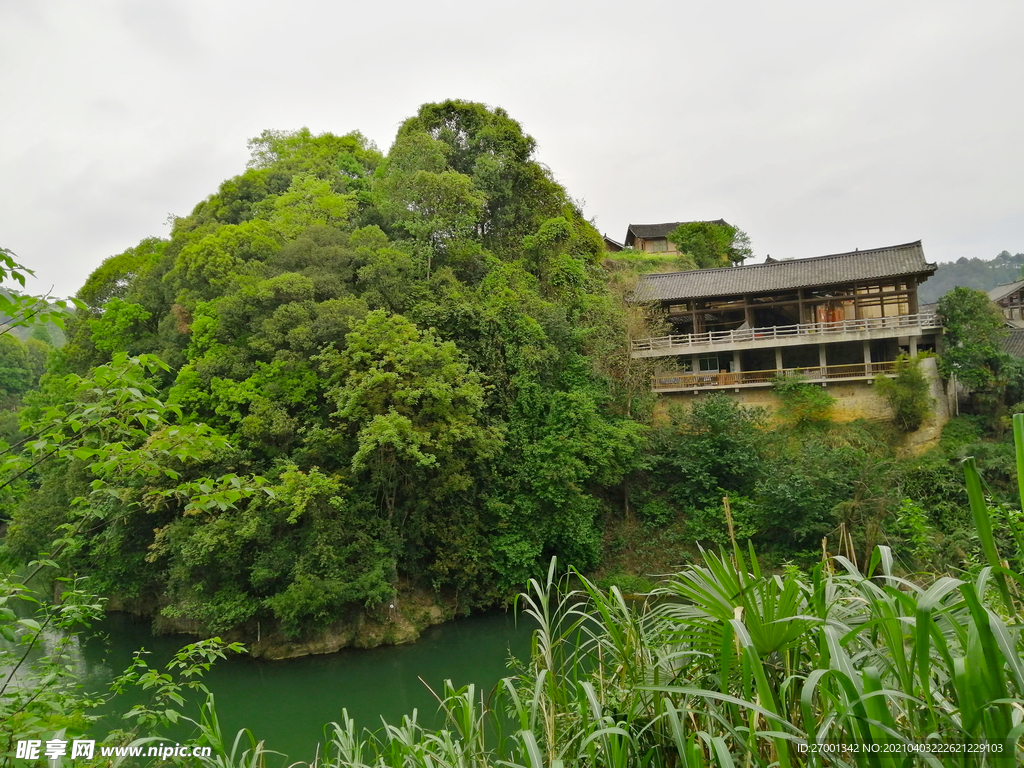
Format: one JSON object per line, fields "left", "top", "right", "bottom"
{"left": 2, "top": 0, "right": 1022, "bottom": 299}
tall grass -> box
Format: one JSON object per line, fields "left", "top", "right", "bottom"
{"left": 191, "top": 421, "right": 1024, "bottom": 767}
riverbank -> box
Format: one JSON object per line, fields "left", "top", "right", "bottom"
{"left": 105, "top": 584, "right": 458, "bottom": 660}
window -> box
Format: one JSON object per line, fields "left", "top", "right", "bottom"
{"left": 649, "top": 239, "right": 670, "bottom": 253}
{"left": 698, "top": 356, "right": 719, "bottom": 372}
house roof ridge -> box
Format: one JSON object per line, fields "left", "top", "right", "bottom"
{"left": 640, "top": 240, "right": 927, "bottom": 281}
{"left": 988, "top": 277, "right": 1024, "bottom": 302}
{"left": 631, "top": 240, "right": 935, "bottom": 302}
{"left": 624, "top": 219, "right": 732, "bottom": 244}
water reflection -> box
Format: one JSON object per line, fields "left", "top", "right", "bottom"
{"left": 79, "top": 611, "right": 531, "bottom": 761}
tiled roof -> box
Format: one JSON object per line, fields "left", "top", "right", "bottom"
{"left": 624, "top": 219, "right": 730, "bottom": 245}
{"left": 632, "top": 241, "right": 935, "bottom": 302}
{"left": 988, "top": 279, "right": 1024, "bottom": 303}
{"left": 603, "top": 235, "right": 624, "bottom": 252}
{"left": 1002, "top": 328, "right": 1024, "bottom": 357}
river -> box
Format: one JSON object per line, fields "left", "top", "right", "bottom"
{"left": 76, "top": 610, "right": 534, "bottom": 762}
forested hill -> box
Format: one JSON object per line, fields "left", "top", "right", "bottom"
{"left": 919, "top": 250, "right": 1024, "bottom": 303}
{"left": 9, "top": 100, "right": 996, "bottom": 649}
{"left": 6, "top": 101, "right": 649, "bottom": 638}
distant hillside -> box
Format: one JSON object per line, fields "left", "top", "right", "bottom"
{"left": 920, "top": 250, "right": 1024, "bottom": 304}
{"left": 0, "top": 289, "right": 69, "bottom": 347}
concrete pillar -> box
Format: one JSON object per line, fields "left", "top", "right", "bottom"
{"left": 775, "top": 347, "right": 783, "bottom": 373}
{"left": 909, "top": 336, "right": 918, "bottom": 356}
{"left": 733, "top": 350, "right": 742, "bottom": 373}
{"left": 863, "top": 340, "right": 872, "bottom": 375}
{"left": 690, "top": 354, "right": 700, "bottom": 375}
{"left": 818, "top": 344, "right": 827, "bottom": 378}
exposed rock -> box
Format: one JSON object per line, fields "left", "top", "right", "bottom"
{"left": 105, "top": 586, "right": 453, "bottom": 660}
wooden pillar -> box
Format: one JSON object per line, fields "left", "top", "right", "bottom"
{"left": 798, "top": 288, "right": 806, "bottom": 324}
{"left": 907, "top": 277, "right": 918, "bottom": 315}
{"left": 743, "top": 296, "right": 753, "bottom": 327}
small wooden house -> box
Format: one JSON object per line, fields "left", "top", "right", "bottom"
{"left": 623, "top": 220, "right": 731, "bottom": 255}
{"left": 988, "top": 279, "right": 1024, "bottom": 324}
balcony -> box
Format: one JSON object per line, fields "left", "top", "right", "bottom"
{"left": 632, "top": 312, "right": 940, "bottom": 359}
{"left": 652, "top": 361, "right": 898, "bottom": 392}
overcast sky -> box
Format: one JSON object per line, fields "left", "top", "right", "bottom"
{"left": 2, "top": 0, "right": 1022, "bottom": 299}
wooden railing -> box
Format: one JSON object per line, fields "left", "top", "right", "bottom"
{"left": 652, "top": 361, "right": 898, "bottom": 391}
{"left": 632, "top": 312, "right": 939, "bottom": 354}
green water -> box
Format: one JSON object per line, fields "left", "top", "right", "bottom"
{"left": 78, "top": 611, "right": 532, "bottom": 762}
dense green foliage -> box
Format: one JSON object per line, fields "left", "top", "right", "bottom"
{"left": 3, "top": 102, "right": 643, "bottom": 638}
{"left": 7, "top": 445, "right": 1022, "bottom": 766}
{"left": 3, "top": 101, "right": 1020, "bottom": 654}
{"left": 4, "top": 118, "right": 1024, "bottom": 763}
{"left": 187, "top": 455, "right": 1024, "bottom": 766}
{"left": 174, "top": 430, "right": 1021, "bottom": 766}
{"left": 666, "top": 221, "right": 752, "bottom": 268}
{"left": 938, "top": 287, "right": 1008, "bottom": 390}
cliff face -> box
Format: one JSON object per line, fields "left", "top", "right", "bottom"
{"left": 249, "top": 590, "right": 451, "bottom": 660}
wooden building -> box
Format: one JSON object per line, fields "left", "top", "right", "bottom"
{"left": 629, "top": 241, "right": 941, "bottom": 392}
{"left": 623, "top": 220, "right": 731, "bottom": 255}
{"left": 603, "top": 234, "right": 624, "bottom": 252}
{"left": 988, "top": 279, "right": 1024, "bottom": 324}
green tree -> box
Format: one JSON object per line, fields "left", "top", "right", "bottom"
{"left": 937, "top": 286, "right": 1008, "bottom": 390}
{"left": 395, "top": 100, "right": 577, "bottom": 256}
{"left": 874, "top": 354, "right": 933, "bottom": 431}
{"left": 254, "top": 173, "right": 357, "bottom": 238}
{"left": 0, "top": 247, "right": 80, "bottom": 332}
{"left": 322, "top": 310, "right": 502, "bottom": 525}
{"left": 5, "top": 103, "right": 652, "bottom": 636}
{"left": 77, "top": 237, "right": 165, "bottom": 310}
{"left": 772, "top": 374, "right": 835, "bottom": 427}
{"left": 0, "top": 335, "right": 33, "bottom": 401}
{"left": 373, "top": 132, "right": 486, "bottom": 279}
{"left": 652, "top": 396, "right": 766, "bottom": 509}
{"left": 667, "top": 220, "right": 753, "bottom": 268}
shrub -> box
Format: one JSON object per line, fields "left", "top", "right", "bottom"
{"left": 874, "top": 353, "right": 933, "bottom": 431}
{"left": 772, "top": 374, "right": 835, "bottom": 426}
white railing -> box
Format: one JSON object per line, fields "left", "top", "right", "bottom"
{"left": 652, "top": 361, "right": 899, "bottom": 391}
{"left": 632, "top": 312, "right": 939, "bottom": 354}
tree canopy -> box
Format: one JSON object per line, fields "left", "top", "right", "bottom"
{"left": 667, "top": 221, "right": 752, "bottom": 268}
{"left": 4, "top": 102, "right": 641, "bottom": 635}
{"left": 937, "top": 286, "right": 1008, "bottom": 390}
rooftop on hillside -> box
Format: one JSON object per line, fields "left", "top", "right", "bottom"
{"left": 988, "top": 279, "right": 1024, "bottom": 303}
{"left": 631, "top": 241, "right": 936, "bottom": 303}
{"left": 624, "top": 220, "right": 730, "bottom": 247}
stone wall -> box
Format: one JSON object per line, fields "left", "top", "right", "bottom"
{"left": 655, "top": 357, "right": 950, "bottom": 452}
